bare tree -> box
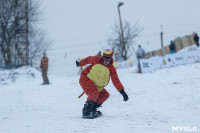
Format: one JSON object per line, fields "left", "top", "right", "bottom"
{"left": 0, "top": 0, "right": 50, "bottom": 68}
{"left": 29, "top": 30, "right": 51, "bottom": 66}
{"left": 107, "top": 21, "right": 142, "bottom": 61}
{"left": 0, "top": 0, "right": 15, "bottom": 67}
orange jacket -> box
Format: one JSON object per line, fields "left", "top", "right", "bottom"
{"left": 40, "top": 56, "right": 48, "bottom": 69}
{"left": 80, "top": 56, "right": 124, "bottom": 92}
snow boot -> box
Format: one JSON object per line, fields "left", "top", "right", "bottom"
{"left": 82, "top": 101, "right": 101, "bottom": 118}
{"left": 82, "top": 101, "right": 91, "bottom": 116}
{"left": 95, "top": 103, "right": 102, "bottom": 108}
{"left": 94, "top": 102, "right": 102, "bottom": 116}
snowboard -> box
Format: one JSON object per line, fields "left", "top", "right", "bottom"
{"left": 40, "top": 83, "right": 51, "bottom": 85}
{"left": 82, "top": 113, "right": 102, "bottom": 119}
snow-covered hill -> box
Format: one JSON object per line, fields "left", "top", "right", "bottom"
{"left": 0, "top": 63, "right": 200, "bottom": 133}
{"left": 0, "top": 67, "right": 40, "bottom": 85}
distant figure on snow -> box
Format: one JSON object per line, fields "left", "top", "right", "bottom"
{"left": 193, "top": 32, "right": 199, "bottom": 47}
{"left": 169, "top": 40, "right": 176, "bottom": 54}
{"left": 40, "top": 53, "right": 50, "bottom": 85}
{"left": 136, "top": 45, "right": 145, "bottom": 73}
{"left": 136, "top": 45, "right": 145, "bottom": 58}
{"left": 96, "top": 51, "right": 102, "bottom": 57}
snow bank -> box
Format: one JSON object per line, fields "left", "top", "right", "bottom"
{"left": 0, "top": 67, "right": 40, "bottom": 85}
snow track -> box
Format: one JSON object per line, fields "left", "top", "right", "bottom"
{"left": 0, "top": 64, "right": 200, "bottom": 133}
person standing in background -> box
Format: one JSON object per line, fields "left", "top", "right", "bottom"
{"left": 136, "top": 45, "right": 145, "bottom": 58}
{"left": 169, "top": 40, "right": 176, "bottom": 54}
{"left": 40, "top": 53, "right": 50, "bottom": 85}
{"left": 96, "top": 51, "right": 102, "bottom": 57}
{"left": 136, "top": 45, "right": 145, "bottom": 73}
{"left": 193, "top": 32, "right": 199, "bottom": 47}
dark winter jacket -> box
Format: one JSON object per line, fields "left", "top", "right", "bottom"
{"left": 169, "top": 41, "right": 176, "bottom": 51}
{"left": 194, "top": 34, "right": 199, "bottom": 42}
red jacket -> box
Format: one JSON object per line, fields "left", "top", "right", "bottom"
{"left": 80, "top": 56, "right": 124, "bottom": 92}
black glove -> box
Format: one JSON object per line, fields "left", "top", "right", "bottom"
{"left": 120, "top": 89, "right": 129, "bottom": 101}
{"left": 76, "top": 60, "right": 80, "bottom": 67}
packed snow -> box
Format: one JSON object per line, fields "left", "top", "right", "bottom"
{"left": 0, "top": 63, "right": 200, "bottom": 133}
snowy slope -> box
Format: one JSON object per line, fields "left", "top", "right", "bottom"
{"left": 41, "top": 0, "right": 200, "bottom": 77}
{"left": 0, "top": 63, "right": 200, "bottom": 133}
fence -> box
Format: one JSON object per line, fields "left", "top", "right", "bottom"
{"left": 140, "top": 46, "right": 200, "bottom": 73}
{"left": 146, "top": 33, "right": 196, "bottom": 57}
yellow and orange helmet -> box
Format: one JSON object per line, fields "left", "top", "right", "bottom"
{"left": 103, "top": 49, "right": 114, "bottom": 58}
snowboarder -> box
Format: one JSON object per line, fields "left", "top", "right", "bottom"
{"left": 76, "top": 49, "right": 129, "bottom": 119}
{"left": 40, "top": 53, "right": 50, "bottom": 84}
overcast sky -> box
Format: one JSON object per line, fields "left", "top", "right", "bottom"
{"left": 41, "top": 0, "right": 200, "bottom": 53}
{"left": 40, "top": 0, "right": 200, "bottom": 76}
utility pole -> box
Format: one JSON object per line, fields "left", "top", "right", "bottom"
{"left": 160, "top": 25, "right": 165, "bottom": 56}
{"left": 160, "top": 25, "right": 166, "bottom": 65}
{"left": 118, "top": 2, "right": 126, "bottom": 60}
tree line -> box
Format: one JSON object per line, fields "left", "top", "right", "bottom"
{"left": 0, "top": 0, "right": 50, "bottom": 69}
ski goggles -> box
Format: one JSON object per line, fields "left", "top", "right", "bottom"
{"left": 103, "top": 56, "right": 112, "bottom": 62}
